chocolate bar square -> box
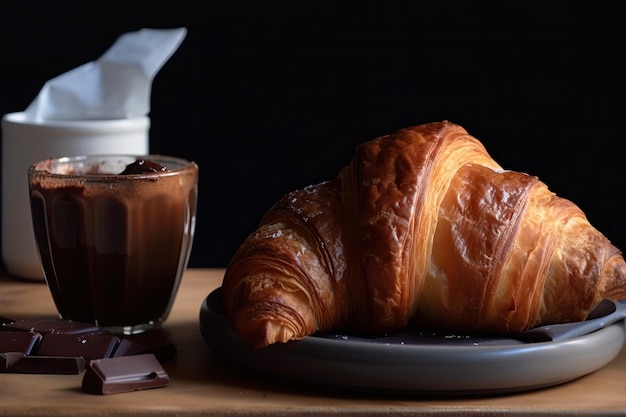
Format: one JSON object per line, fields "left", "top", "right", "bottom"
{"left": 36, "top": 333, "right": 120, "bottom": 360}
{"left": 82, "top": 354, "right": 170, "bottom": 395}
{"left": 2, "top": 318, "right": 104, "bottom": 334}
{"left": 1, "top": 352, "right": 85, "bottom": 374}
{"left": 0, "top": 331, "right": 42, "bottom": 354}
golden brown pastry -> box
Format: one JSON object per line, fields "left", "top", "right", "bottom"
{"left": 222, "top": 121, "right": 626, "bottom": 349}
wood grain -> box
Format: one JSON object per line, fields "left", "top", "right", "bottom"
{"left": 0, "top": 269, "right": 625, "bottom": 416}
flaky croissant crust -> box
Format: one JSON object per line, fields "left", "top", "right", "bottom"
{"left": 222, "top": 121, "right": 626, "bottom": 348}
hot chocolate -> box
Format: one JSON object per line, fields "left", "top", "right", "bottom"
{"left": 28, "top": 155, "right": 198, "bottom": 334}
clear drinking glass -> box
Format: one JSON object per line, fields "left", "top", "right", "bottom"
{"left": 28, "top": 154, "right": 198, "bottom": 335}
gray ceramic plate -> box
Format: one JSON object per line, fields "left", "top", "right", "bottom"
{"left": 200, "top": 288, "right": 626, "bottom": 395}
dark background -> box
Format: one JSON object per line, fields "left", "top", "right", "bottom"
{"left": 1, "top": 2, "right": 622, "bottom": 268}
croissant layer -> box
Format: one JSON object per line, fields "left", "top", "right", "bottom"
{"left": 222, "top": 121, "right": 626, "bottom": 348}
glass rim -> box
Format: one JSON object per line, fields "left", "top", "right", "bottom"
{"left": 28, "top": 154, "right": 197, "bottom": 180}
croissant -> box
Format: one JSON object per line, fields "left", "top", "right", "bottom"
{"left": 222, "top": 121, "right": 626, "bottom": 349}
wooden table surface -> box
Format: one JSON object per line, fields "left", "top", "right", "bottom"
{"left": 1, "top": 268, "right": 625, "bottom": 416}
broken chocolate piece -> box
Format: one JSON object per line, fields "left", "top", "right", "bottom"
{"left": 36, "top": 333, "right": 121, "bottom": 360}
{"left": 114, "top": 330, "right": 177, "bottom": 362}
{"left": 1, "top": 316, "right": 178, "bottom": 383}
{"left": 82, "top": 354, "right": 170, "bottom": 395}
{"left": 0, "top": 352, "right": 24, "bottom": 370}
{"left": 1, "top": 352, "right": 85, "bottom": 374}
{"left": 2, "top": 318, "right": 104, "bottom": 334}
{"left": 119, "top": 159, "right": 168, "bottom": 175}
{"left": 0, "top": 331, "right": 42, "bottom": 354}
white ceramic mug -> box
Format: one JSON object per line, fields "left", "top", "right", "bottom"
{"left": 1, "top": 112, "right": 150, "bottom": 280}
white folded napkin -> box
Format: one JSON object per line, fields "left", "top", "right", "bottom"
{"left": 24, "top": 27, "right": 187, "bottom": 121}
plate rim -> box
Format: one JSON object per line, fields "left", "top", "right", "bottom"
{"left": 200, "top": 287, "right": 626, "bottom": 395}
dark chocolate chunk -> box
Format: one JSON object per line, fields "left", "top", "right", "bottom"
{"left": 0, "top": 331, "right": 42, "bottom": 354}
{"left": 114, "top": 330, "right": 177, "bottom": 362}
{"left": 119, "top": 159, "right": 168, "bottom": 175}
{"left": 36, "top": 333, "right": 121, "bottom": 360}
{"left": 0, "top": 352, "right": 23, "bottom": 370}
{"left": 2, "top": 318, "right": 104, "bottom": 334}
{"left": 0, "top": 316, "right": 178, "bottom": 384}
{"left": 1, "top": 352, "right": 85, "bottom": 374}
{"left": 112, "top": 339, "right": 150, "bottom": 358}
{"left": 82, "top": 354, "right": 170, "bottom": 395}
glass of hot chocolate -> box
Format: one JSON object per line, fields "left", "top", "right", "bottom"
{"left": 28, "top": 155, "right": 198, "bottom": 335}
